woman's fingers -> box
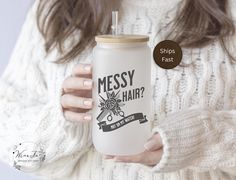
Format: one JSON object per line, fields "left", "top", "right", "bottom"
{"left": 144, "top": 133, "right": 163, "bottom": 151}
{"left": 114, "top": 148, "right": 163, "bottom": 166}
{"left": 63, "top": 76, "right": 93, "bottom": 93}
{"left": 61, "top": 94, "right": 93, "bottom": 109}
{"left": 64, "top": 111, "right": 92, "bottom": 122}
{"left": 141, "top": 149, "right": 163, "bottom": 166}
{"left": 61, "top": 63, "right": 94, "bottom": 122}
{"left": 63, "top": 107, "right": 88, "bottom": 113}
{"left": 104, "top": 155, "right": 115, "bottom": 159}
{"left": 114, "top": 153, "right": 143, "bottom": 163}
{"left": 72, "top": 63, "right": 92, "bottom": 78}
{"left": 69, "top": 90, "right": 92, "bottom": 99}
{"left": 105, "top": 133, "right": 164, "bottom": 166}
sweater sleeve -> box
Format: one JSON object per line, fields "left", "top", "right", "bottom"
{"left": 150, "top": 0, "right": 236, "bottom": 174}
{"left": 0, "top": 0, "right": 92, "bottom": 178}
{"left": 150, "top": 106, "right": 236, "bottom": 173}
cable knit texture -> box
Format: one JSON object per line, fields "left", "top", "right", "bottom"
{"left": 0, "top": 0, "right": 236, "bottom": 179}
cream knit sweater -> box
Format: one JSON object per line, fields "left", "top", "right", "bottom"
{"left": 0, "top": 0, "right": 236, "bottom": 179}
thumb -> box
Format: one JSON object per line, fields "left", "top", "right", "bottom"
{"left": 144, "top": 133, "right": 163, "bottom": 151}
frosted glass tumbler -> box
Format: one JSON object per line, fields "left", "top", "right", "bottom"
{"left": 92, "top": 34, "right": 151, "bottom": 156}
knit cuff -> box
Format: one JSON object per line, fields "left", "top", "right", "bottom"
{"left": 150, "top": 108, "right": 213, "bottom": 172}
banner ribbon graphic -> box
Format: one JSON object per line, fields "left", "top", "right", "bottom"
{"left": 97, "top": 113, "right": 148, "bottom": 132}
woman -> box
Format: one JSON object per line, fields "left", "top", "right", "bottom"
{"left": 0, "top": 0, "right": 236, "bottom": 179}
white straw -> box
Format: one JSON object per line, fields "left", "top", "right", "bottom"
{"left": 111, "top": 11, "right": 119, "bottom": 35}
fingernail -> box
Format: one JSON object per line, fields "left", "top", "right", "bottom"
{"left": 84, "top": 80, "right": 93, "bottom": 87}
{"left": 84, "top": 114, "right": 92, "bottom": 121}
{"left": 84, "top": 65, "right": 91, "bottom": 72}
{"left": 144, "top": 139, "right": 156, "bottom": 151}
{"left": 84, "top": 100, "right": 93, "bottom": 107}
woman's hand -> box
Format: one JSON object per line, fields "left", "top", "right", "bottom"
{"left": 105, "top": 133, "right": 164, "bottom": 166}
{"left": 61, "top": 63, "right": 93, "bottom": 122}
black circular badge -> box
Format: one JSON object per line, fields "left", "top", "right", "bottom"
{"left": 153, "top": 40, "right": 182, "bottom": 69}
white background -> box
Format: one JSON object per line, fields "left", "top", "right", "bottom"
{"left": 0, "top": 0, "right": 38, "bottom": 179}
{"left": 0, "top": 0, "right": 33, "bottom": 73}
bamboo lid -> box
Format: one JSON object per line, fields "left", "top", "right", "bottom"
{"left": 95, "top": 34, "right": 149, "bottom": 43}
